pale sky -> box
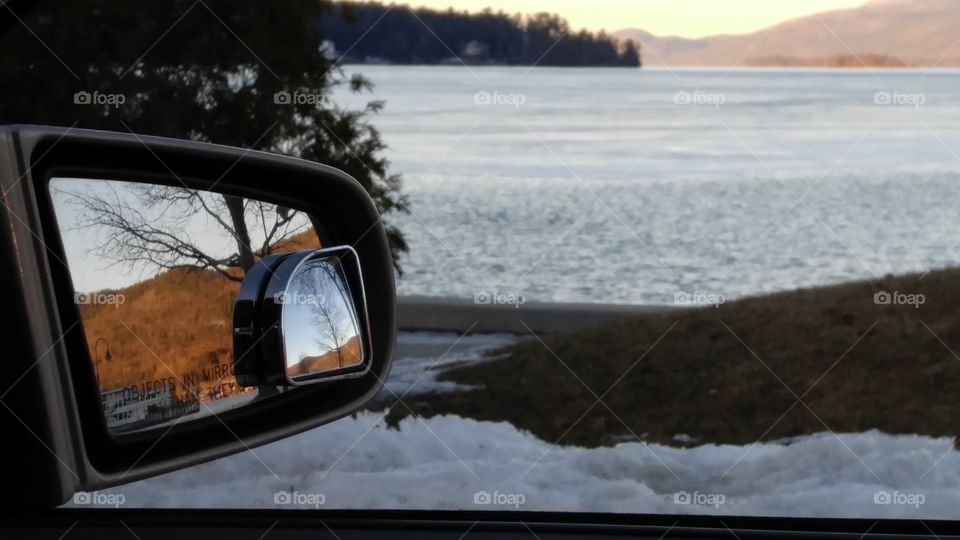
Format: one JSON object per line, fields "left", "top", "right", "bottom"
{"left": 391, "top": 0, "right": 871, "bottom": 38}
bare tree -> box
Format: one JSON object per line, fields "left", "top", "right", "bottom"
{"left": 64, "top": 182, "right": 310, "bottom": 282}
{"left": 290, "top": 257, "right": 359, "bottom": 369}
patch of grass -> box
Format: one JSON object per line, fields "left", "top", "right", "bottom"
{"left": 384, "top": 269, "right": 960, "bottom": 448}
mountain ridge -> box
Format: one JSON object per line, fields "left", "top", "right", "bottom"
{"left": 616, "top": 0, "right": 960, "bottom": 67}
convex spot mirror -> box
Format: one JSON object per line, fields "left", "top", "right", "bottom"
{"left": 233, "top": 246, "right": 372, "bottom": 387}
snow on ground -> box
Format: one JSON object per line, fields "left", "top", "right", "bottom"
{"left": 105, "top": 411, "right": 960, "bottom": 518}
{"left": 381, "top": 332, "right": 521, "bottom": 397}
{"left": 75, "top": 332, "right": 960, "bottom": 518}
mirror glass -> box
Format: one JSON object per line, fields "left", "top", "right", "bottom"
{"left": 282, "top": 256, "right": 364, "bottom": 383}
{"left": 48, "top": 177, "right": 320, "bottom": 433}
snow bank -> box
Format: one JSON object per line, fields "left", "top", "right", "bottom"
{"left": 101, "top": 412, "right": 960, "bottom": 518}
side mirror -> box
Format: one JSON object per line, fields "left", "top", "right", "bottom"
{"left": 233, "top": 246, "right": 372, "bottom": 387}
{"left": 0, "top": 125, "right": 397, "bottom": 505}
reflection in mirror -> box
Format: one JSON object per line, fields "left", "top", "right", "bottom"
{"left": 283, "top": 257, "right": 364, "bottom": 383}
{"left": 49, "top": 177, "right": 320, "bottom": 433}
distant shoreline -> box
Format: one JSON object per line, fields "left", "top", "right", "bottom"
{"left": 339, "top": 61, "right": 640, "bottom": 69}
{"left": 342, "top": 63, "right": 960, "bottom": 72}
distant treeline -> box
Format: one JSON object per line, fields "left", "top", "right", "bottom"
{"left": 320, "top": 2, "right": 641, "bottom": 67}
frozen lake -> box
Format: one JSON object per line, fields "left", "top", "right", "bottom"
{"left": 334, "top": 66, "right": 960, "bottom": 304}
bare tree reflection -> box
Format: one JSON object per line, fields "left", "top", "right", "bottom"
{"left": 64, "top": 183, "right": 309, "bottom": 281}
{"left": 285, "top": 257, "right": 362, "bottom": 377}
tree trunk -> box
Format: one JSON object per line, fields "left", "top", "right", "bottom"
{"left": 223, "top": 195, "right": 255, "bottom": 272}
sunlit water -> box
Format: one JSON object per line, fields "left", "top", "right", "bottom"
{"left": 335, "top": 66, "right": 960, "bottom": 304}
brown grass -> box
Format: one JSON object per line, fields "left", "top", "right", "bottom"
{"left": 384, "top": 268, "right": 960, "bottom": 448}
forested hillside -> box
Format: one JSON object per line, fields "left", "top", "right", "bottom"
{"left": 321, "top": 2, "right": 641, "bottom": 67}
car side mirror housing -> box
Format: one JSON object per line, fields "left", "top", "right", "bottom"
{"left": 233, "top": 246, "right": 372, "bottom": 387}
{"left": 0, "top": 125, "right": 397, "bottom": 506}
